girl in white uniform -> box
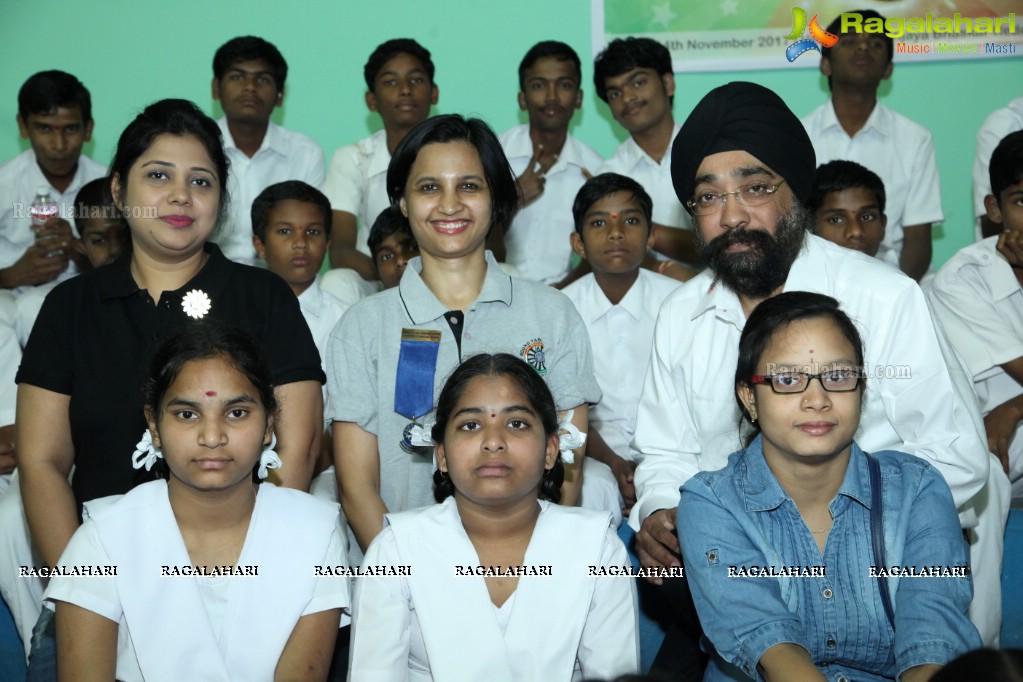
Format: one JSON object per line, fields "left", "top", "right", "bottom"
{"left": 44, "top": 325, "right": 350, "bottom": 682}
{"left": 349, "top": 353, "right": 639, "bottom": 681}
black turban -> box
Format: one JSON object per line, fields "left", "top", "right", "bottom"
{"left": 671, "top": 82, "right": 816, "bottom": 214}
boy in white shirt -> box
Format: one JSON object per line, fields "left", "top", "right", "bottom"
{"left": 930, "top": 130, "right": 1023, "bottom": 500}
{"left": 562, "top": 173, "right": 680, "bottom": 525}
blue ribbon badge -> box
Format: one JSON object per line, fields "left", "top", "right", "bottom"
{"left": 395, "top": 328, "right": 442, "bottom": 454}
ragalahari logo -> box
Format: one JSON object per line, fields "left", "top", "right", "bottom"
{"left": 785, "top": 7, "right": 839, "bottom": 62}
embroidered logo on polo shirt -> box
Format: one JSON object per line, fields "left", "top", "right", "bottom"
{"left": 519, "top": 338, "right": 548, "bottom": 375}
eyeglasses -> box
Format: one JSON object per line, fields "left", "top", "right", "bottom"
{"left": 749, "top": 369, "right": 862, "bottom": 394}
{"left": 686, "top": 179, "right": 787, "bottom": 216}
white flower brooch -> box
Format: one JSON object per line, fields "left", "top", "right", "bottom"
{"left": 182, "top": 289, "right": 212, "bottom": 319}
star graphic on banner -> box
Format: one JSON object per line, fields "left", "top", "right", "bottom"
{"left": 720, "top": 0, "right": 739, "bottom": 16}
{"left": 651, "top": 1, "right": 676, "bottom": 28}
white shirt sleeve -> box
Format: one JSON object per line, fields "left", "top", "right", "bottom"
{"left": 902, "top": 129, "right": 944, "bottom": 228}
{"left": 323, "top": 143, "right": 365, "bottom": 215}
{"left": 629, "top": 298, "right": 703, "bottom": 528}
{"left": 348, "top": 527, "right": 414, "bottom": 680}
{"left": 43, "top": 520, "right": 122, "bottom": 623}
{"left": 577, "top": 528, "right": 640, "bottom": 678}
{"left": 303, "top": 518, "right": 353, "bottom": 626}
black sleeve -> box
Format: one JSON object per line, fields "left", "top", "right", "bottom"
{"left": 260, "top": 273, "right": 326, "bottom": 387}
{"left": 16, "top": 281, "right": 76, "bottom": 394}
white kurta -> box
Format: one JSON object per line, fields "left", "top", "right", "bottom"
{"left": 349, "top": 497, "right": 639, "bottom": 681}
{"left": 45, "top": 481, "right": 350, "bottom": 682}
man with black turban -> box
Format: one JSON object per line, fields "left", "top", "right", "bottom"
{"left": 627, "top": 81, "right": 1004, "bottom": 673}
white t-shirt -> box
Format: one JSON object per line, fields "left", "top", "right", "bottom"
{"left": 215, "top": 118, "right": 326, "bottom": 265}
{"left": 500, "top": 125, "right": 603, "bottom": 284}
{"left": 322, "top": 130, "right": 391, "bottom": 257}
{"left": 802, "top": 100, "right": 943, "bottom": 268}
{"left": 562, "top": 269, "right": 681, "bottom": 458}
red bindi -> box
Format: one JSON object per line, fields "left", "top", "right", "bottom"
{"left": 205, "top": 391, "right": 217, "bottom": 397}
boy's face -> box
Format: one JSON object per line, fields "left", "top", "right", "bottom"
{"left": 518, "top": 56, "right": 582, "bottom": 135}
{"left": 987, "top": 180, "right": 1023, "bottom": 234}
{"left": 814, "top": 187, "right": 886, "bottom": 257}
{"left": 821, "top": 32, "right": 893, "bottom": 90}
{"left": 253, "top": 199, "right": 328, "bottom": 296}
{"left": 375, "top": 232, "right": 418, "bottom": 289}
{"left": 74, "top": 216, "right": 128, "bottom": 269}
{"left": 212, "top": 59, "right": 282, "bottom": 125}
{"left": 366, "top": 53, "right": 438, "bottom": 131}
{"left": 570, "top": 191, "right": 654, "bottom": 276}
{"left": 602, "top": 67, "right": 674, "bottom": 136}
{"left": 17, "top": 106, "right": 93, "bottom": 187}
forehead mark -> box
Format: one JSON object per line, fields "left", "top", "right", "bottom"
{"left": 205, "top": 391, "right": 217, "bottom": 397}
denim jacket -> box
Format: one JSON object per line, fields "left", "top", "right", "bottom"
{"left": 678, "top": 438, "right": 980, "bottom": 682}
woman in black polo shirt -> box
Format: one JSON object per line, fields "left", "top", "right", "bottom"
{"left": 15, "top": 99, "right": 324, "bottom": 678}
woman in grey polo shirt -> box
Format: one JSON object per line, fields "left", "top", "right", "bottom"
{"left": 327, "top": 114, "right": 600, "bottom": 560}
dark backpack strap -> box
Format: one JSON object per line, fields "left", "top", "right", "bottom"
{"left": 867, "top": 452, "right": 896, "bottom": 630}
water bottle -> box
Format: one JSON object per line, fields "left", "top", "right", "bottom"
{"left": 29, "top": 186, "right": 62, "bottom": 258}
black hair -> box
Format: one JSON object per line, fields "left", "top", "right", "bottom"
{"left": 518, "top": 41, "right": 582, "bottom": 92}
{"left": 387, "top": 114, "right": 518, "bottom": 236}
{"left": 250, "top": 180, "right": 331, "bottom": 242}
{"left": 143, "top": 324, "right": 278, "bottom": 480}
{"left": 368, "top": 205, "right": 415, "bottom": 261}
{"left": 364, "top": 38, "right": 435, "bottom": 91}
{"left": 822, "top": 10, "right": 895, "bottom": 81}
{"left": 572, "top": 172, "right": 653, "bottom": 234}
{"left": 931, "top": 649, "right": 1023, "bottom": 682}
{"left": 213, "top": 36, "right": 287, "bottom": 94}
{"left": 593, "top": 37, "right": 673, "bottom": 105}
{"left": 73, "top": 177, "right": 127, "bottom": 238}
{"left": 431, "top": 353, "right": 564, "bottom": 503}
{"left": 109, "top": 99, "right": 230, "bottom": 231}
{"left": 990, "top": 130, "right": 1023, "bottom": 203}
{"left": 18, "top": 70, "right": 91, "bottom": 123}
{"left": 735, "top": 292, "right": 865, "bottom": 437}
{"left": 806, "top": 160, "right": 886, "bottom": 215}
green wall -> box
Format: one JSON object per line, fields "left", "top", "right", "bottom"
{"left": 2, "top": 0, "right": 1019, "bottom": 266}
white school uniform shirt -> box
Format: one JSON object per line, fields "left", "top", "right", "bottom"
{"left": 562, "top": 270, "right": 681, "bottom": 458}
{"left": 500, "top": 125, "right": 603, "bottom": 284}
{"left": 298, "top": 274, "right": 349, "bottom": 364}
{"left": 802, "top": 99, "right": 943, "bottom": 269}
{"left": 44, "top": 481, "right": 349, "bottom": 682}
{"left": 929, "top": 236, "right": 1023, "bottom": 496}
{"left": 598, "top": 122, "right": 689, "bottom": 233}
{"left": 630, "top": 233, "right": 989, "bottom": 529}
{"left": 350, "top": 497, "right": 639, "bottom": 682}
{"left": 0, "top": 149, "right": 106, "bottom": 287}
{"left": 972, "top": 95, "right": 1023, "bottom": 218}
{"left": 323, "top": 130, "right": 391, "bottom": 257}
{"left": 215, "top": 118, "right": 326, "bottom": 266}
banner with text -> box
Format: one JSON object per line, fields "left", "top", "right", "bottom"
{"left": 592, "top": 0, "right": 1021, "bottom": 72}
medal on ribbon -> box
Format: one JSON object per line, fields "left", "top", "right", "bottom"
{"left": 395, "top": 328, "right": 442, "bottom": 455}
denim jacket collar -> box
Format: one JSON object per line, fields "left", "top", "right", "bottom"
{"left": 739, "top": 436, "right": 873, "bottom": 513}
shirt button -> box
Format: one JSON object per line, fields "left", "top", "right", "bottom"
{"left": 837, "top": 676, "right": 849, "bottom": 682}
{"left": 448, "top": 316, "right": 458, "bottom": 324}
{"left": 826, "top": 636, "right": 837, "bottom": 649}
{"left": 822, "top": 587, "right": 833, "bottom": 599}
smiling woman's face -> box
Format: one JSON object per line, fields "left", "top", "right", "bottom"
{"left": 399, "top": 140, "right": 492, "bottom": 262}
{"left": 113, "top": 133, "right": 220, "bottom": 260}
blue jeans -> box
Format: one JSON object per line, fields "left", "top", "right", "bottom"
{"left": 0, "top": 593, "right": 27, "bottom": 681}
{"left": 25, "top": 607, "right": 55, "bottom": 682}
